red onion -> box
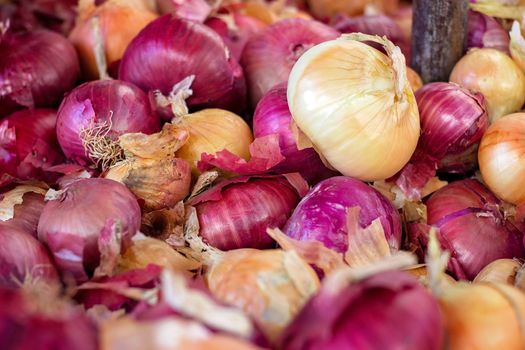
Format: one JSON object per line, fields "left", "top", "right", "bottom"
{"left": 284, "top": 176, "right": 402, "bottom": 254}
{"left": 280, "top": 270, "right": 444, "bottom": 350}
{"left": 119, "top": 15, "right": 246, "bottom": 114}
{"left": 0, "top": 185, "right": 46, "bottom": 236}
{"left": 253, "top": 82, "right": 337, "bottom": 183}
{"left": 407, "top": 179, "right": 525, "bottom": 280}
{"left": 241, "top": 18, "right": 338, "bottom": 107}
{"left": 37, "top": 178, "right": 141, "bottom": 282}
{"left": 468, "top": 10, "right": 510, "bottom": 53}
{"left": 0, "top": 109, "right": 64, "bottom": 182}
{"left": 206, "top": 13, "right": 266, "bottom": 62}
{"left": 56, "top": 79, "right": 160, "bottom": 168}
{"left": 157, "top": 0, "right": 212, "bottom": 22}
{"left": 188, "top": 174, "right": 308, "bottom": 250}
{"left": 0, "top": 222, "right": 58, "bottom": 288}
{"left": 0, "top": 28, "right": 79, "bottom": 117}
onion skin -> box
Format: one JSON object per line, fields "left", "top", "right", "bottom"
{"left": 284, "top": 176, "right": 402, "bottom": 254}
{"left": 479, "top": 113, "right": 525, "bottom": 205}
{"left": 119, "top": 15, "right": 246, "bottom": 114}
{"left": 241, "top": 18, "right": 338, "bottom": 107}
{"left": 474, "top": 259, "right": 523, "bottom": 286}
{"left": 406, "top": 67, "right": 423, "bottom": 91}
{"left": 280, "top": 271, "right": 443, "bottom": 350}
{"left": 56, "top": 80, "right": 160, "bottom": 167}
{"left": 37, "top": 178, "right": 141, "bottom": 282}
{"left": 408, "top": 179, "right": 525, "bottom": 280}
{"left": 467, "top": 10, "right": 510, "bottom": 53}
{"left": 0, "top": 29, "right": 80, "bottom": 117}
{"left": 0, "top": 186, "right": 46, "bottom": 236}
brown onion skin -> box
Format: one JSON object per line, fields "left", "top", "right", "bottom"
{"left": 1, "top": 190, "right": 46, "bottom": 237}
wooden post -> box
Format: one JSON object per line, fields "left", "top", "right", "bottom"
{"left": 411, "top": 0, "right": 469, "bottom": 83}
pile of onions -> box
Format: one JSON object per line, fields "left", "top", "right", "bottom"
{"left": 119, "top": 15, "right": 246, "bottom": 114}
{"left": 0, "top": 28, "right": 80, "bottom": 117}
{"left": 284, "top": 176, "right": 402, "bottom": 255}
{"left": 189, "top": 175, "right": 307, "bottom": 250}
{"left": 0, "top": 185, "right": 46, "bottom": 235}
{"left": 479, "top": 112, "right": 525, "bottom": 205}
{"left": 241, "top": 18, "right": 338, "bottom": 107}
{"left": 0, "top": 222, "right": 58, "bottom": 288}
{"left": 0, "top": 109, "right": 65, "bottom": 182}
{"left": 56, "top": 79, "right": 160, "bottom": 169}
{"left": 450, "top": 48, "right": 525, "bottom": 122}
{"left": 253, "top": 83, "right": 337, "bottom": 183}
{"left": 69, "top": 0, "right": 157, "bottom": 80}
{"left": 407, "top": 179, "right": 525, "bottom": 280}
{"left": 280, "top": 270, "right": 443, "bottom": 350}
{"left": 467, "top": 10, "right": 510, "bottom": 53}
{"left": 37, "top": 178, "right": 141, "bottom": 282}
{"left": 288, "top": 34, "right": 420, "bottom": 181}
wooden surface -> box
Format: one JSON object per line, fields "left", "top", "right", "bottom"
{"left": 411, "top": 0, "right": 469, "bottom": 83}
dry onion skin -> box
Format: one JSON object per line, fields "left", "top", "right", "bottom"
{"left": 478, "top": 113, "right": 525, "bottom": 205}
{"left": 474, "top": 259, "right": 525, "bottom": 289}
{"left": 450, "top": 48, "right": 525, "bottom": 123}
{"left": 287, "top": 34, "right": 420, "bottom": 181}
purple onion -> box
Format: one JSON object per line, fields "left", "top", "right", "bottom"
{"left": 119, "top": 15, "right": 246, "bottom": 115}
{"left": 157, "top": 0, "right": 211, "bottom": 22}
{"left": 467, "top": 10, "right": 510, "bottom": 53}
{"left": 0, "top": 186, "right": 46, "bottom": 236}
{"left": 280, "top": 271, "right": 444, "bottom": 350}
{"left": 284, "top": 176, "right": 402, "bottom": 254}
{"left": 37, "top": 178, "right": 141, "bottom": 282}
{"left": 56, "top": 79, "right": 160, "bottom": 168}
{"left": 0, "top": 28, "right": 80, "bottom": 117}
{"left": 241, "top": 18, "right": 338, "bottom": 107}
{"left": 408, "top": 179, "right": 525, "bottom": 280}
{"left": 253, "top": 83, "right": 337, "bottom": 184}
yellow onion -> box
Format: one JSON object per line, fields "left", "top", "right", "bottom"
{"left": 450, "top": 48, "right": 525, "bottom": 122}
{"left": 175, "top": 109, "right": 253, "bottom": 176}
{"left": 474, "top": 259, "right": 525, "bottom": 289}
{"left": 287, "top": 34, "right": 420, "bottom": 181}
{"left": 405, "top": 264, "right": 456, "bottom": 287}
{"left": 478, "top": 113, "right": 525, "bottom": 205}
{"left": 237, "top": 1, "right": 311, "bottom": 24}
{"left": 306, "top": 0, "right": 366, "bottom": 20}
{"left": 510, "top": 21, "right": 525, "bottom": 72}
{"left": 69, "top": 0, "right": 157, "bottom": 79}
{"left": 407, "top": 67, "right": 423, "bottom": 92}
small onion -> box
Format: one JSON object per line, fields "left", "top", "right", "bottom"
{"left": 56, "top": 79, "right": 160, "bottom": 168}
{"left": 479, "top": 112, "right": 525, "bottom": 205}
{"left": 288, "top": 34, "right": 420, "bottom": 181}
{"left": 450, "top": 48, "right": 525, "bottom": 122}
{"left": 467, "top": 10, "right": 510, "bottom": 53}
{"left": 241, "top": 18, "right": 338, "bottom": 107}
{"left": 69, "top": 0, "right": 157, "bottom": 80}
{"left": 37, "top": 178, "right": 141, "bottom": 282}
{"left": 119, "top": 15, "right": 246, "bottom": 114}
{"left": 0, "top": 28, "right": 80, "bottom": 117}
{"left": 0, "top": 185, "right": 46, "bottom": 236}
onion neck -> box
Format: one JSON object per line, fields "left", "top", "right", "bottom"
{"left": 153, "top": 76, "right": 195, "bottom": 123}
{"left": 91, "top": 15, "right": 110, "bottom": 80}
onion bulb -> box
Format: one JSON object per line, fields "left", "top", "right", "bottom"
{"left": 288, "top": 34, "right": 420, "bottom": 181}
{"left": 306, "top": 0, "right": 366, "bottom": 20}
{"left": 479, "top": 112, "right": 525, "bottom": 205}
{"left": 450, "top": 48, "right": 525, "bottom": 123}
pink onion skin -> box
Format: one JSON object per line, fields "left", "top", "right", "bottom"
{"left": 467, "top": 10, "right": 510, "bottom": 54}
{"left": 37, "top": 178, "right": 141, "bottom": 283}
{"left": 280, "top": 271, "right": 444, "bottom": 350}
{"left": 241, "top": 18, "right": 339, "bottom": 107}
{"left": 1, "top": 190, "right": 45, "bottom": 237}
{"left": 206, "top": 14, "right": 266, "bottom": 62}
{"left": 0, "top": 29, "right": 80, "bottom": 117}
{"left": 157, "top": 0, "right": 212, "bottom": 22}
{"left": 0, "top": 222, "right": 59, "bottom": 289}
{"left": 189, "top": 175, "right": 306, "bottom": 250}
{"left": 0, "top": 109, "right": 64, "bottom": 182}
{"left": 253, "top": 83, "right": 338, "bottom": 184}
{"left": 408, "top": 179, "right": 525, "bottom": 280}
{"left": 56, "top": 80, "right": 160, "bottom": 167}
{"left": 284, "top": 176, "right": 402, "bottom": 254}
{"left": 119, "top": 15, "right": 247, "bottom": 114}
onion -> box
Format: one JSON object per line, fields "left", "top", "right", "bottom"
{"left": 56, "top": 79, "right": 161, "bottom": 169}
{"left": 306, "top": 0, "right": 366, "bottom": 20}
{"left": 188, "top": 175, "right": 308, "bottom": 250}
{"left": 37, "top": 178, "right": 141, "bottom": 282}
{"left": 157, "top": 0, "right": 212, "bottom": 22}
{"left": 406, "top": 67, "right": 423, "bottom": 91}
{"left": 284, "top": 176, "right": 402, "bottom": 255}
{"left": 479, "top": 112, "right": 525, "bottom": 205}
{"left": 509, "top": 21, "right": 525, "bottom": 73}
{"left": 288, "top": 34, "right": 420, "bottom": 181}
{"left": 407, "top": 179, "right": 525, "bottom": 280}
{"left": 392, "top": 4, "right": 412, "bottom": 42}
{"left": 252, "top": 83, "right": 337, "bottom": 183}
{"left": 474, "top": 259, "right": 525, "bottom": 289}
{"left": 0, "top": 28, "right": 80, "bottom": 117}
{"left": 0, "top": 109, "right": 65, "bottom": 182}
{"left": 450, "top": 48, "right": 525, "bottom": 122}
{"left": 69, "top": 0, "right": 157, "bottom": 80}
{"left": 119, "top": 15, "right": 246, "bottom": 114}
{"left": 241, "top": 18, "right": 338, "bottom": 107}
{"left": 280, "top": 270, "right": 443, "bottom": 350}
{"left": 0, "top": 185, "right": 46, "bottom": 236}
{"left": 467, "top": 10, "right": 510, "bottom": 53}
{"left": 0, "top": 222, "right": 58, "bottom": 288}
